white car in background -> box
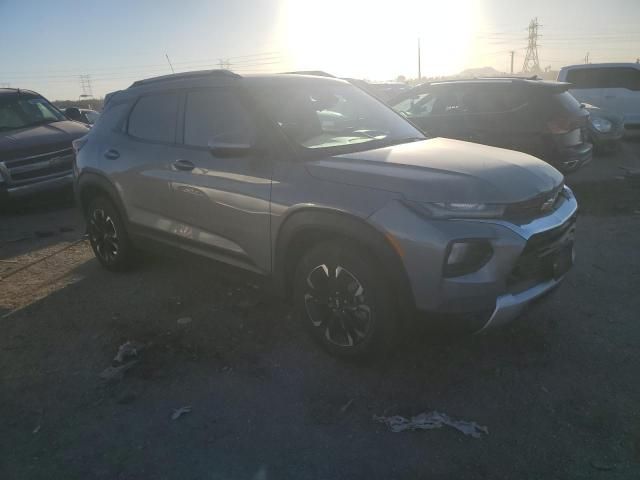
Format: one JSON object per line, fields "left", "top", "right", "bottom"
{"left": 558, "top": 63, "right": 640, "bottom": 135}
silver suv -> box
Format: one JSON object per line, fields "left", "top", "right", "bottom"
{"left": 74, "top": 70, "right": 577, "bottom": 357}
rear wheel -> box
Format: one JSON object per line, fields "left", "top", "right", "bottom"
{"left": 86, "top": 196, "right": 134, "bottom": 271}
{"left": 293, "top": 241, "right": 396, "bottom": 358}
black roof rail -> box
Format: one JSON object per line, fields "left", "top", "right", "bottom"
{"left": 129, "top": 69, "right": 241, "bottom": 88}
{"left": 0, "top": 87, "right": 38, "bottom": 96}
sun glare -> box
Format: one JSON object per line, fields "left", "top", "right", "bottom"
{"left": 278, "top": 0, "right": 478, "bottom": 79}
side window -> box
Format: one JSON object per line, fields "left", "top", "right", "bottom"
{"left": 431, "top": 89, "right": 465, "bottom": 115}
{"left": 128, "top": 92, "right": 179, "bottom": 143}
{"left": 184, "top": 89, "right": 256, "bottom": 148}
{"left": 93, "top": 102, "right": 130, "bottom": 132}
{"left": 393, "top": 92, "right": 436, "bottom": 118}
{"left": 462, "top": 87, "right": 526, "bottom": 114}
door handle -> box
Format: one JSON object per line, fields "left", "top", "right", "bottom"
{"left": 172, "top": 159, "right": 195, "bottom": 171}
{"left": 104, "top": 149, "right": 120, "bottom": 160}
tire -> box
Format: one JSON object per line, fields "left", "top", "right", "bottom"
{"left": 293, "top": 241, "right": 397, "bottom": 358}
{"left": 86, "top": 196, "right": 134, "bottom": 271}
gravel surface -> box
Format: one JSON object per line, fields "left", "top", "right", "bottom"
{"left": 1, "top": 144, "right": 639, "bottom": 479}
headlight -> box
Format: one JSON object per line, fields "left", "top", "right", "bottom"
{"left": 403, "top": 200, "right": 506, "bottom": 219}
{"left": 590, "top": 116, "right": 612, "bottom": 133}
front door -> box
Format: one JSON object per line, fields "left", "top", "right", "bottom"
{"left": 168, "top": 87, "right": 273, "bottom": 273}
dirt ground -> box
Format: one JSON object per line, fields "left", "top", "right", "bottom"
{"left": 1, "top": 142, "right": 640, "bottom": 479}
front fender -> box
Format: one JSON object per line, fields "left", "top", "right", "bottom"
{"left": 272, "top": 207, "right": 414, "bottom": 311}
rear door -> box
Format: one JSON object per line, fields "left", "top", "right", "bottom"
{"left": 108, "top": 91, "right": 180, "bottom": 232}
{"left": 167, "top": 87, "right": 273, "bottom": 273}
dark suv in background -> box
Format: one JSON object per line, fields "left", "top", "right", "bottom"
{"left": 389, "top": 78, "right": 592, "bottom": 173}
{"left": 0, "top": 88, "right": 89, "bottom": 200}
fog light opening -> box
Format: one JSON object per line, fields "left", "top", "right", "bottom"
{"left": 444, "top": 240, "right": 493, "bottom": 277}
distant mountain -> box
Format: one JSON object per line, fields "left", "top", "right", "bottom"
{"left": 457, "top": 66, "right": 508, "bottom": 77}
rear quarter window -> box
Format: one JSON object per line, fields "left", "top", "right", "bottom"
{"left": 91, "top": 102, "right": 129, "bottom": 133}
{"left": 128, "top": 92, "right": 179, "bottom": 143}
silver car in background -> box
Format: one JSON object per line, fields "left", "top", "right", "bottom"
{"left": 74, "top": 70, "right": 577, "bottom": 357}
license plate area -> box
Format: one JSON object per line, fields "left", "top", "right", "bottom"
{"left": 544, "top": 242, "right": 574, "bottom": 279}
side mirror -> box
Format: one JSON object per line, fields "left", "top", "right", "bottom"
{"left": 65, "top": 107, "right": 83, "bottom": 122}
{"left": 207, "top": 140, "right": 253, "bottom": 157}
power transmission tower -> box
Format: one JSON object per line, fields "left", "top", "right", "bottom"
{"left": 584, "top": 52, "right": 590, "bottom": 64}
{"left": 218, "top": 59, "right": 231, "bottom": 69}
{"left": 79, "top": 75, "right": 94, "bottom": 98}
{"left": 522, "top": 18, "right": 541, "bottom": 74}
{"left": 0, "top": 82, "right": 10, "bottom": 88}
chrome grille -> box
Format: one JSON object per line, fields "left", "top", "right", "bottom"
{"left": 504, "top": 184, "right": 564, "bottom": 221}
{"left": 0, "top": 148, "right": 74, "bottom": 187}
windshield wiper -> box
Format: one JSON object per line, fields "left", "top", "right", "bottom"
{"left": 381, "top": 137, "right": 426, "bottom": 147}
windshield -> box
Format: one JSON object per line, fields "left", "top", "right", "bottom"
{"left": 0, "top": 95, "right": 66, "bottom": 131}
{"left": 249, "top": 80, "right": 424, "bottom": 153}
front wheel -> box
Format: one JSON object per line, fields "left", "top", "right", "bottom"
{"left": 86, "top": 196, "right": 134, "bottom": 271}
{"left": 293, "top": 241, "right": 396, "bottom": 358}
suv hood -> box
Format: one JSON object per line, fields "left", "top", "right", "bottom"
{"left": 0, "top": 121, "right": 89, "bottom": 161}
{"left": 306, "top": 138, "right": 563, "bottom": 204}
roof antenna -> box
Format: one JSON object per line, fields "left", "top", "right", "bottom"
{"left": 165, "top": 53, "right": 175, "bottom": 74}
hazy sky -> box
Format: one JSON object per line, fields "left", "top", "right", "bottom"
{"left": 1, "top": 0, "right": 638, "bottom": 100}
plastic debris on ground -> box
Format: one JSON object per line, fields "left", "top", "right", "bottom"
{"left": 171, "top": 406, "right": 192, "bottom": 420}
{"left": 99, "top": 361, "right": 138, "bottom": 381}
{"left": 113, "top": 341, "right": 144, "bottom": 363}
{"left": 374, "top": 411, "right": 488, "bottom": 438}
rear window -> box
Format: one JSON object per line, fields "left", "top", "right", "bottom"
{"left": 128, "top": 92, "right": 179, "bottom": 143}
{"left": 566, "top": 67, "right": 640, "bottom": 91}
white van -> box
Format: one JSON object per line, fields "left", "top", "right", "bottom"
{"left": 558, "top": 63, "right": 640, "bottom": 134}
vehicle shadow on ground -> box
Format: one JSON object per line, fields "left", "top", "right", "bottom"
{"left": 0, "top": 190, "right": 82, "bottom": 260}
{"left": 0, "top": 246, "right": 618, "bottom": 479}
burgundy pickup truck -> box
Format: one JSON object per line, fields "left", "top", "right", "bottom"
{"left": 0, "top": 88, "right": 89, "bottom": 201}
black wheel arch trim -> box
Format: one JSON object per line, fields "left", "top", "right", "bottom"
{"left": 273, "top": 207, "right": 415, "bottom": 312}
{"left": 76, "top": 171, "right": 128, "bottom": 223}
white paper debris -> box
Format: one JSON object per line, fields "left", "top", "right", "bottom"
{"left": 171, "top": 405, "right": 192, "bottom": 420}
{"left": 374, "top": 411, "right": 488, "bottom": 438}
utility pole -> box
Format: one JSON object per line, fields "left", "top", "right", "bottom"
{"left": 522, "top": 17, "right": 541, "bottom": 73}
{"left": 584, "top": 52, "right": 590, "bottom": 64}
{"left": 165, "top": 53, "right": 175, "bottom": 73}
{"left": 510, "top": 50, "right": 515, "bottom": 74}
{"left": 417, "top": 38, "right": 422, "bottom": 80}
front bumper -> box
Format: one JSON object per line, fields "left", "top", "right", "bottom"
{"left": 369, "top": 187, "right": 578, "bottom": 332}
{"left": 0, "top": 172, "right": 74, "bottom": 199}
{"left": 478, "top": 275, "right": 563, "bottom": 332}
